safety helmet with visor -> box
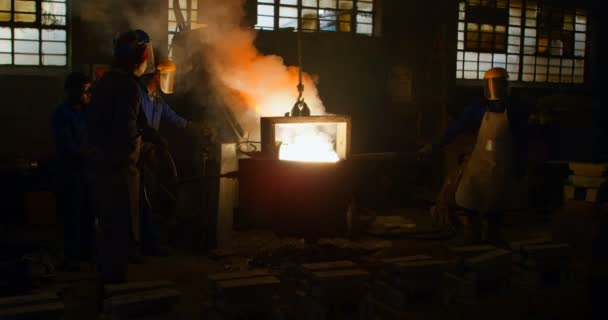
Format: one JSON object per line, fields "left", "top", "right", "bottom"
{"left": 483, "top": 67, "right": 509, "bottom": 101}
{"left": 113, "top": 29, "right": 155, "bottom": 77}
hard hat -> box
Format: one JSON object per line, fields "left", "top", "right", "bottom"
{"left": 156, "top": 58, "right": 177, "bottom": 94}
{"left": 483, "top": 67, "right": 509, "bottom": 80}
{"left": 483, "top": 67, "right": 509, "bottom": 101}
{"left": 113, "top": 29, "right": 154, "bottom": 74}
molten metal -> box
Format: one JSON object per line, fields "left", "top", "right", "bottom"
{"left": 279, "top": 132, "right": 339, "bottom": 163}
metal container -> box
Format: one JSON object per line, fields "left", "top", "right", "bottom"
{"left": 238, "top": 158, "right": 352, "bottom": 238}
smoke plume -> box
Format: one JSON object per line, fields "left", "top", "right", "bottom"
{"left": 195, "top": 0, "right": 326, "bottom": 140}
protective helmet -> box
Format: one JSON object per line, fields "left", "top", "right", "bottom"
{"left": 113, "top": 29, "right": 154, "bottom": 74}
{"left": 483, "top": 67, "right": 509, "bottom": 101}
{"left": 156, "top": 58, "right": 176, "bottom": 94}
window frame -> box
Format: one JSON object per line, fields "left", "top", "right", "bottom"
{"left": 0, "top": 0, "right": 70, "bottom": 69}
{"left": 456, "top": 0, "right": 588, "bottom": 85}
{"left": 254, "top": 0, "right": 376, "bottom": 37}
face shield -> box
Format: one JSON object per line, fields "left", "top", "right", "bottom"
{"left": 483, "top": 77, "right": 508, "bottom": 101}
{"left": 483, "top": 67, "right": 509, "bottom": 101}
{"left": 156, "top": 59, "right": 176, "bottom": 94}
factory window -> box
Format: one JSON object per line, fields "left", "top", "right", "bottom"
{"left": 457, "top": 0, "right": 587, "bottom": 83}
{"left": 0, "top": 0, "right": 68, "bottom": 66}
{"left": 168, "top": 0, "right": 204, "bottom": 52}
{"left": 255, "top": 0, "right": 375, "bottom": 36}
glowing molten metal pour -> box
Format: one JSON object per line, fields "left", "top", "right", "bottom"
{"left": 278, "top": 132, "right": 339, "bottom": 163}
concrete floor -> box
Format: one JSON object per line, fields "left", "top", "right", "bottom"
{"left": 3, "top": 207, "right": 602, "bottom": 319}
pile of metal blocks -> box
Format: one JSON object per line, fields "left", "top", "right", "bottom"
{"left": 206, "top": 269, "right": 281, "bottom": 320}
{"left": 367, "top": 255, "right": 453, "bottom": 320}
{"left": 564, "top": 162, "right": 607, "bottom": 203}
{"left": 0, "top": 292, "right": 64, "bottom": 320}
{"left": 444, "top": 245, "right": 512, "bottom": 302}
{"left": 290, "top": 260, "right": 369, "bottom": 320}
{"left": 510, "top": 238, "right": 582, "bottom": 320}
{"left": 102, "top": 280, "right": 181, "bottom": 320}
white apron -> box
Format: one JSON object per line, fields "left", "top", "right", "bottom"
{"left": 455, "top": 111, "right": 522, "bottom": 213}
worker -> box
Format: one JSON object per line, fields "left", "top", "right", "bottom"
{"left": 51, "top": 72, "right": 93, "bottom": 271}
{"left": 420, "top": 67, "right": 529, "bottom": 244}
{"left": 86, "top": 29, "right": 156, "bottom": 284}
{"left": 138, "top": 66, "right": 214, "bottom": 256}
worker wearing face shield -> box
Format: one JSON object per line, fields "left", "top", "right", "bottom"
{"left": 136, "top": 56, "right": 215, "bottom": 256}
{"left": 86, "top": 29, "right": 156, "bottom": 284}
{"left": 420, "top": 68, "right": 529, "bottom": 244}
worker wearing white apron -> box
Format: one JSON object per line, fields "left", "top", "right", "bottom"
{"left": 455, "top": 67, "right": 526, "bottom": 244}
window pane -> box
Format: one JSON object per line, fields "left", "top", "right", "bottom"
{"left": 257, "top": 16, "right": 274, "bottom": 28}
{"left": 42, "top": 2, "right": 66, "bottom": 15}
{"left": 357, "top": 1, "right": 373, "bottom": 12}
{"left": 575, "top": 33, "right": 586, "bottom": 42}
{"left": 479, "top": 53, "right": 492, "bottom": 62}
{"left": 42, "top": 14, "right": 66, "bottom": 25}
{"left": 280, "top": 0, "right": 298, "bottom": 5}
{"left": 356, "top": 13, "right": 372, "bottom": 24}
{"left": 15, "top": 40, "right": 39, "bottom": 53}
{"left": 15, "top": 1, "right": 35, "bottom": 12}
{"left": 356, "top": 23, "right": 372, "bottom": 35}
{"left": 15, "top": 13, "right": 36, "bottom": 22}
{"left": 279, "top": 18, "right": 297, "bottom": 29}
{"left": 42, "top": 41, "right": 65, "bottom": 54}
{"left": 42, "top": 29, "right": 66, "bottom": 41}
{"left": 0, "top": 53, "right": 11, "bottom": 64}
{"left": 42, "top": 54, "right": 66, "bottom": 66}
{"left": 258, "top": 4, "right": 274, "bottom": 16}
{"left": 0, "top": 0, "right": 10, "bottom": 10}
{"left": 0, "top": 12, "right": 10, "bottom": 21}
{"left": 303, "top": 0, "right": 318, "bottom": 6}
{"left": 464, "top": 61, "right": 477, "bottom": 71}
{"left": 0, "top": 39, "right": 11, "bottom": 52}
{"left": 0, "top": 27, "right": 10, "bottom": 38}
{"left": 15, "top": 28, "right": 39, "bottom": 40}
{"left": 339, "top": 1, "right": 353, "bottom": 10}
{"left": 508, "top": 27, "right": 521, "bottom": 36}
{"left": 320, "top": 0, "right": 336, "bottom": 9}
{"left": 14, "top": 54, "right": 39, "bottom": 65}
{"left": 279, "top": 7, "right": 298, "bottom": 18}
{"left": 464, "top": 71, "right": 477, "bottom": 79}
{"left": 259, "top": 0, "right": 274, "bottom": 3}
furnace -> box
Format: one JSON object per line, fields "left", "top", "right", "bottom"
{"left": 238, "top": 115, "right": 354, "bottom": 238}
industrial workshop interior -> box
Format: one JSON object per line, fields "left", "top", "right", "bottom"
{"left": 1, "top": 0, "right": 608, "bottom": 319}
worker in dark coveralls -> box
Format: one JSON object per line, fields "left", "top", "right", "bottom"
{"left": 138, "top": 69, "right": 214, "bottom": 256}
{"left": 420, "top": 67, "right": 529, "bottom": 244}
{"left": 51, "top": 72, "right": 93, "bottom": 271}
{"left": 86, "top": 29, "right": 157, "bottom": 284}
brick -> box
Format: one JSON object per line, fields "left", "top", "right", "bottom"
{"left": 569, "top": 175, "right": 606, "bottom": 188}
{"left": 509, "top": 237, "right": 553, "bottom": 252}
{"left": 0, "top": 302, "right": 64, "bottom": 320}
{"left": 105, "top": 280, "right": 174, "bottom": 298}
{"left": 564, "top": 184, "right": 600, "bottom": 202}
{"left": 0, "top": 293, "right": 58, "bottom": 308}
{"left": 569, "top": 162, "right": 608, "bottom": 177}
{"left": 103, "top": 288, "right": 180, "bottom": 316}
{"left": 380, "top": 255, "right": 432, "bottom": 264}
{"left": 449, "top": 245, "right": 497, "bottom": 258}
{"left": 301, "top": 260, "right": 356, "bottom": 272}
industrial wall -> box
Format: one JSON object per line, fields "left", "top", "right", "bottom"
{"left": 0, "top": 0, "right": 604, "bottom": 163}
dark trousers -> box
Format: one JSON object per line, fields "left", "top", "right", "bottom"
{"left": 88, "top": 164, "right": 139, "bottom": 284}
{"left": 58, "top": 167, "right": 94, "bottom": 262}
{"left": 140, "top": 192, "right": 161, "bottom": 255}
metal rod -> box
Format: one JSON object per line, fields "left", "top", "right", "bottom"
{"left": 297, "top": 0, "right": 303, "bottom": 99}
